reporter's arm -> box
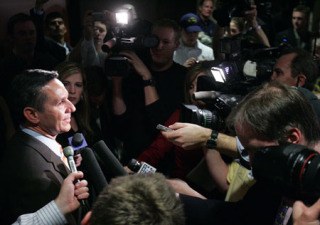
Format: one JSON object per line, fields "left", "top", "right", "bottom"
{"left": 12, "top": 201, "right": 67, "bottom": 225}
{"left": 162, "top": 123, "right": 238, "bottom": 156}
{"left": 12, "top": 172, "right": 89, "bottom": 225}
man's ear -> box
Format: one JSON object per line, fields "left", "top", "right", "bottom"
{"left": 23, "top": 107, "right": 40, "bottom": 124}
{"left": 286, "top": 127, "right": 303, "bottom": 144}
{"left": 296, "top": 74, "right": 306, "bottom": 87}
{"left": 81, "top": 211, "right": 92, "bottom": 225}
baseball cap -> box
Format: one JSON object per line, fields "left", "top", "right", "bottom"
{"left": 180, "top": 13, "right": 202, "bottom": 33}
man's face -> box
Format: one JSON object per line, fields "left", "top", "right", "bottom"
{"left": 181, "top": 30, "right": 199, "bottom": 47}
{"left": 93, "top": 21, "right": 107, "bottom": 49}
{"left": 47, "top": 18, "right": 67, "bottom": 38}
{"left": 150, "top": 26, "right": 178, "bottom": 67}
{"left": 198, "top": 0, "right": 214, "bottom": 19}
{"left": 292, "top": 11, "right": 307, "bottom": 31}
{"left": 36, "top": 79, "right": 75, "bottom": 137}
{"left": 271, "top": 53, "right": 298, "bottom": 87}
{"left": 12, "top": 20, "right": 37, "bottom": 53}
{"left": 235, "top": 122, "right": 278, "bottom": 163}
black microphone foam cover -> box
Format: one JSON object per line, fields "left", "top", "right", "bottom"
{"left": 81, "top": 147, "right": 108, "bottom": 195}
{"left": 93, "top": 140, "right": 127, "bottom": 177}
{"left": 72, "top": 133, "right": 83, "bottom": 147}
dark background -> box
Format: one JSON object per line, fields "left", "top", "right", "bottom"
{"left": 0, "top": 0, "right": 318, "bottom": 46}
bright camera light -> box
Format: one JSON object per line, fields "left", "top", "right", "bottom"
{"left": 115, "top": 11, "right": 129, "bottom": 25}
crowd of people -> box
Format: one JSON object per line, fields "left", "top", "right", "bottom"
{"left": 0, "top": 0, "right": 320, "bottom": 224}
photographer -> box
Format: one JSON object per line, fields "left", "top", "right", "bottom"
{"left": 111, "top": 18, "right": 187, "bottom": 164}
{"left": 164, "top": 81, "right": 320, "bottom": 225}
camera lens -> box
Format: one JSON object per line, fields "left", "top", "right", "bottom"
{"left": 253, "top": 144, "right": 320, "bottom": 200}
{"left": 197, "top": 109, "right": 222, "bottom": 130}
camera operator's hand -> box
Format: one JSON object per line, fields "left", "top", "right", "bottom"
{"left": 161, "top": 122, "right": 212, "bottom": 150}
{"left": 293, "top": 199, "right": 320, "bottom": 225}
{"left": 83, "top": 10, "right": 95, "bottom": 41}
{"left": 118, "top": 50, "right": 152, "bottom": 80}
{"left": 244, "top": 4, "right": 258, "bottom": 28}
{"left": 183, "top": 57, "right": 197, "bottom": 68}
{"left": 244, "top": 4, "right": 270, "bottom": 47}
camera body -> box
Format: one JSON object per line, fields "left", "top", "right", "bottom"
{"left": 180, "top": 38, "right": 280, "bottom": 131}
{"left": 102, "top": 7, "right": 157, "bottom": 77}
{"left": 253, "top": 143, "right": 320, "bottom": 202}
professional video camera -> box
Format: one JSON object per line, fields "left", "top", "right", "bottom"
{"left": 102, "top": 4, "right": 158, "bottom": 76}
{"left": 253, "top": 143, "right": 320, "bottom": 203}
{"left": 180, "top": 36, "right": 281, "bottom": 131}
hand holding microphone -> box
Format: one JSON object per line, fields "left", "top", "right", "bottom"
{"left": 55, "top": 171, "right": 89, "bottom": 215}
{"left": 63, "top": 146, "right": 89, "bottom": 211}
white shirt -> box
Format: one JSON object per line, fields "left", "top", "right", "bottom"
{"left": 21, "top": 127, "right": 63, "bottom": 158}
{"left": 173, "top": 39, "right": 214, "bottom": 65}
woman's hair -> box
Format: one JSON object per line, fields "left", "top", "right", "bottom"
{"left": 55, "top": 61, "right": 94, "bottom": 141}
{"left": 184, "top": 62, "right": 209, "bottom": 104}
{"left": 230, "top": 17, "right": 245, "bottom": 34}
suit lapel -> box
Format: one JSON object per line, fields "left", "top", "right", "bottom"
{"left": 17, "top": 131, "right": 70, "bottom": 178}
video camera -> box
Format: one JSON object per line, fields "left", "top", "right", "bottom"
{"left": 180, "top": 36, "right": 281, "bottom": 131}
{"left": 102, "top": 5, "right": 158, "bottom": 77}
{"left": 253, "top": 143, "right": 320, "bottom": 203}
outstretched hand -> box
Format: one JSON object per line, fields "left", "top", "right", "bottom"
{"left": 161, "top": 122, "right": 212, "bottom": 150}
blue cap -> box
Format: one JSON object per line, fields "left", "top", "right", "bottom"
{"left": 180, "top": 13, "right": 202, "bottom": 33}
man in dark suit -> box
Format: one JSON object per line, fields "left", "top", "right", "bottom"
{"left": 274, "top": 5, "right": 312, "bottom": 52}
{"left": 0, "top": 69, "right": 80, "bottom": 224}
{"left": 30, "top": 0, "right": 72, "bottom": 63}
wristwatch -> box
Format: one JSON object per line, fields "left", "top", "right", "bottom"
{"left": 142, "top": 78, "right": 156, "bottom": 87}
{"left": 206, "top": 130, "right": 219, "bottom": 149}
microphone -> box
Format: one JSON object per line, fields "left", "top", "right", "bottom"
{"left": 63, "top": 146, "right": 89, "bottom": 210}
{"left": 67, "top": 133, "right": 88, "bottom": 153}
{"left": 81, "top": 147, "right": 108, "bottom": 195}
{"left": 63, "top": 146, "right": 78, "bottom": 172}
{"left": 193, "top": 91, "right": 221, "bottom": 100}
{"left": 93, "top": 140, "right": 127, "bottom": 177}
{"left": 127, "top": 158, "right": 157, "bottom": 174}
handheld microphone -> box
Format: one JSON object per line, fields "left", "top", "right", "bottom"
{"left": 127, "top": 159, "right": 157, "bottom": 174}
{"left": 63, "top": 146, "right": 78, "bottom": 172}
{"left": 67, "top": 133, "right": 88, "bottom": 153}
{"left": 193, "top": 91, "right": 221, "bottom": 100}
{"left": 63, "top": 146, "right": 89, "bottom": 210}
{"left": 81, "top": 147, "right": 108, "bottom": 195}
{"left": 93, "top": 140, "right": 127, "bottom": 177}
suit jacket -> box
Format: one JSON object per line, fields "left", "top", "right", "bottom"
{"left": 0, "top": 131, "right": 78, "bottom": 225}
{"left": 274, "top": 28, "right": 312, "bottom": 51}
